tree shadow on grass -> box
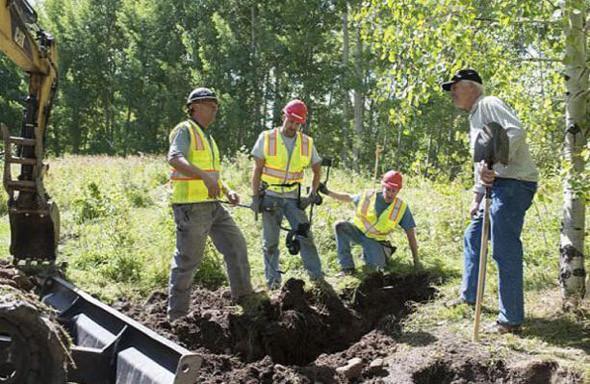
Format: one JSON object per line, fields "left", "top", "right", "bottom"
{"left": 524, "top": 315, "right": 590, "bottom": 354}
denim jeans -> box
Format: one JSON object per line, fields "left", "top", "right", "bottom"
{"left": 168, "top": 202, "right": 253, "bottom": 320}
{"left": 261, "top": 195, "right": 323, "bottom": 288}
{"left": 461, "top": 178, "right": 536, "bottom": 325}
{"left": 335, "top": 221, "right": 390, "bottom": 270}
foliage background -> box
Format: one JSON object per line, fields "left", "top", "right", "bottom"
{"left": 1, "top": 0, "right": 584, "bottom": 186}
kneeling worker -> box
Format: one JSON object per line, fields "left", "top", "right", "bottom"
{"left": 320, "top": 170, "right": 419, "bottom": 273}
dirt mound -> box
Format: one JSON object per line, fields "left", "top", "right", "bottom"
{"left": 118, "top": 271, "right": 583, "bottom": 383}
{"left": 378, "top": 334, "right": 582, "bottom": 384}
{"left": 0, "top": 278, "right": 71, "bottom": 383}
{"left": 0, "top": 260, "right": 35, "bottom": 291}
{"left": 120, "top": 272, "right": 434, "bottom": 365}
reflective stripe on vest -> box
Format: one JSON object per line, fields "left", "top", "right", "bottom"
{"left": 352, "top": 190, "right": 407, "bottom": 241}
{"left": 261, "top": 128, "right": 312, "bottom": 193}
{"left": 169, "top": 120, "right": 222, "bottom": 203}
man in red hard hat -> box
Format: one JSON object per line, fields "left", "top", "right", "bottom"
{"left": 319, "top": 170, "right": 419, "bottom": 274}
{"left": 250, "top": 99, "right": 324, "bottom": 289}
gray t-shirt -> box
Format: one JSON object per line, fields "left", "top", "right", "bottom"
{"left": 167, "top": 121, "right": 216, "bottom": 163}
{"left": 251, "top": 129, "right": 321, "bottom": 199}
{"left": 167, "top": 124, "right": 192, "bottom": 161}
{"left": 469, "top": 95, "right": 539, "bottom": 194}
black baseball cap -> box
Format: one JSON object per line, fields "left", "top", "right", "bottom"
{"left": 441, "top": 69, "right": 482, "bottom": 91}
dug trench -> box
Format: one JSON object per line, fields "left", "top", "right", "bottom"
{"left": 117, "top": 271, "right": 583, "bottom": 383}
{"left": 120, "top": 272, "right": 434, "bottom": 366}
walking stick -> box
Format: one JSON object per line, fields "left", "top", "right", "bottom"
{"left": 473, "top": 170, "right": 492, "bottom": 342}
{"left": 471, "top": 122, "right": 509, "bottom": 342}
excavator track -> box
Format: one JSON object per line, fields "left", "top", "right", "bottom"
{"left": 0, "top": 286, "right": 69, "bottom": 384}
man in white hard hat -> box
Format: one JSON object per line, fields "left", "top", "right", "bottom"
{"left": 166, "top": 87, "right": 253, "bottom": 321}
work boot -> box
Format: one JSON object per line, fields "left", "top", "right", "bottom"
{"left": 267, "top": 280, "right": 281, "bottom": 291}
{"left": 485, "top": 321, "right": 522, "bottom": 335}
{"left": 166, "top": 312, "right": 186, "bottom": 323}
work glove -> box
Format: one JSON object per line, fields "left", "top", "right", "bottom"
{"left": 249, "top": 194, "right": 262, "bottom": 213}
{"left": 318, "top": 182, "right": 329, "bottom": 195}
{"left": 299, "top": 191, "right": 320, "bottom": 210}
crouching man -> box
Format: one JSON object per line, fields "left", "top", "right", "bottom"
{"left": 320, "top": 170, "right": 419, "bottom": 274}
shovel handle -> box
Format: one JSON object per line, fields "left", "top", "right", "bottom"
{"left": 473, "top": 194, "right": 491, "bottom": 342}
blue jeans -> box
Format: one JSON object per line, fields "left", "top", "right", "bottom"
{"left": 462, "top": 178, "right": 536, "bottom": 326}
{"left": 335, "top": 221, "right": 389, "bottom": 270}
{"left": 261, "top": 195, "right": 323, "bottom": 288}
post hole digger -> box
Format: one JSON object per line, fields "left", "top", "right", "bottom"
{"left": 1, "top": 1, "right": 202, "bottom": 382}
{"left": 472, "top": 122, "right": 510, "bottom": 342}
{"left": 233, "top": 157, "right": 333, "bottom": 258}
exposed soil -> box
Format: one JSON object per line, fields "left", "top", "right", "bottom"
{"left": 0, "top": 261, "right": 582, "bottom": 383}
{"left": 0, "top": 259, "right": 35, "bottom": 292}
{"left": 116, "top": 271, "right": 584, "bottom": 384}
{"left": 0, "top": 261, "right": 71, "bottom": 384}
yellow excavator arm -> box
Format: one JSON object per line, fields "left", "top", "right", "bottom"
{"left": 0, "top": 0, "right": 59, "bottom": 262}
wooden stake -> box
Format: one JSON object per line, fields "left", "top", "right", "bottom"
{"left": 373, "top": 145, "right": 383, "bottom": 184}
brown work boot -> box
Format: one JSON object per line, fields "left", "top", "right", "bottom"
{"left": 485, "top": 321, "right": 522, "bottom": 335}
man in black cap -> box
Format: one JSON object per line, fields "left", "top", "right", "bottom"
{"left": 442, "top": 69, "right": 538, "bottom": 334}
{"left": 166, "top": 87, "right": 254, "bottom": 321}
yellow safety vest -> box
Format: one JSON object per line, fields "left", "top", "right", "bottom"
{"left": 261, "top": 128, "right": 313, "bottom": 193}
{"left": 353, "top": 190, "right": 407, "bottom": 241}
{"left": 169, "top": 120, "right": 222, "bottom": 204}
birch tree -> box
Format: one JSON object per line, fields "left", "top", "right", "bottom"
{"left": 560, "top": 0, "right": 588, "bottom": 307}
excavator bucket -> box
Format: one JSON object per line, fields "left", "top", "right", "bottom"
{"left": 41, "top": 276, "right": 202, "bottom": 384}
{"left": 8, "top": 200, "right": 59, "bottom": 262}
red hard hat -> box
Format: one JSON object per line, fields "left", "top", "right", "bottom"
{"left": 381, "top": 170, "right": 403, "bottom": 190}
{"left": 283, "top": 99, "right": 308, "bottom": 124}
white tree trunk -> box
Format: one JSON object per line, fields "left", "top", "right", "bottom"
{"left": 560, "top": 0, "right": 588, "bottom": 307}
